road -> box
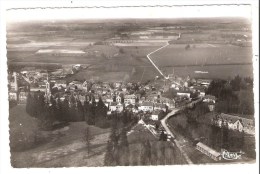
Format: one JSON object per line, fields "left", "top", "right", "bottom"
{"left": 161, "top": 108, "right": 193, "bottom": 164}
{"left": 146, "top": 42, "right": 169, "bottom": 78}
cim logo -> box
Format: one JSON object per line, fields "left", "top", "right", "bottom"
{"left": 221, "top": 149, "right": 245, "bottom": 160}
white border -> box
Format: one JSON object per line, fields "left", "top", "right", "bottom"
{"left": 0, "top": 1, "right": 259, "bottom": 174}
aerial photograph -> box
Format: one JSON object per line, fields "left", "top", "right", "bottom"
{"left": 6, "top": 14, "right": 255, "bottom": 167}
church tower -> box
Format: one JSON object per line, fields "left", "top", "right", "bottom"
{"left": 45, "top": 72, "right": 51, "bottom": 103}
{"left": 13, "top": 72, "right": 18, "bottom": 91}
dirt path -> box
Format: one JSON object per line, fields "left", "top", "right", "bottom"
{"left": 146, "top": 42, "right": 169, "bottom": 78}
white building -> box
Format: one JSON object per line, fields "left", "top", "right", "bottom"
{"left": 69, "top": 81, "right": 83, "bottom": 90}
{"left": 109, "top": 102, "right": 124, "bottom": 112}
{"left": 18, "top": 91, "right": 28, "bottom": 104}
{"left": 203, "top": 95, "right": 216, "bottom": 103}
{"left": 138, "top": 102, "right": 153, "bottom": 112}
{"left": 151, "top": 110, "right": 161, "bottom": 121}
{"left": 124, "top": 94, "right": 136, "bottom": 105}
{"left": 9, "top": 91, "right": 17, "bottom": 101}
{"left": 116, "top": 95, "right": 122, "bottom": 103}
{"left": 196, "top": 142, "right": 222, "bottom": 161}
{"left": 154, "top": 103, "right": 167, "bottom": 112}
{"left": 177, "top": 91, "right": 191, "bottom": 98}
{"left": 55, "top": 80, "right": 67, "bottom": 88}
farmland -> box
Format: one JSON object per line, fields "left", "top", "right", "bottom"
{"left": 151, "top": 44, "right": 252, "bottom": 67}
{"left": 6, "top": 18, "right": 253, "bottom": 81}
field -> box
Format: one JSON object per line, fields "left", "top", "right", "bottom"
{"left": 7, "top": 18, "right": 253, "bottom": 81}
{"left": 163, "top": 64, "right": 253, "bottom": 79}
{"left": 151, "top": 44, "right": 252, "bottom": 66}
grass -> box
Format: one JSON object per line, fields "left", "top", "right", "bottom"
{"left": 9, "top": 105, "right": 110, "bottom": 167}
{"left": 151, "top": 44, "right": 252, "bottom": 67}
{"left": 9, "top": 105, "right": 40, "bottom": 151}
{"left": 11, "top": 122, "right": 110, "bottom": 167}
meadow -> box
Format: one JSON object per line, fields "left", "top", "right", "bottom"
{"left": 7, "top": 19, "right": 253, "bottom": 81}
{"left": 151, "top": 44, "right": 252, "bottom": 67}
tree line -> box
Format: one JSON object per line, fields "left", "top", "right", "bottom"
{"left": 206, "top": 75, "right": 254, "bottom": 115}
{"left": 104, "top": 115, "right": 154, "bottom": 166}
{"left": 25, "top": 91, "right": 139, "bottom": 130}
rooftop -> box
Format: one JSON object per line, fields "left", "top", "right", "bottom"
{"left": 141, "top": 102, "right": 153, "bottom": 107}
{"left": 218, "top": 113, "right": 254, "bottom": 126}
{"left": 196, "top": 142, "right": 221, "bottom": 157}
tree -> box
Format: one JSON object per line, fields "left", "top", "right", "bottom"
{"left": 159, "top": 131, "right": 167, "bottom": 141}
{"left": 230, "top": 75, "right": 242, "bottom": 91}
{"left": 119, "top": 128, "right": 130, "bottom": 165}
{"left": 140, "top": 140, "right": 152, "bottom": 165}
{"left": 56, "top": 97, "right": 63, "bottom": 121}
{"left": 61, "top": 98, "right": 70, "bottom": 121}
{"left": 104, "top": 140, "right": 115, "bottom": 166}
{"left": 185, "top": 44, "right": 191, "bottom": 50}
{"left": 76, "top": 100, "right": 85, "bottom": 121}
{"left": 83, "top": 127, "right": 94, "bottom": 155}
{"left": 26, "top": 92, "right": 33, "bottom": 116}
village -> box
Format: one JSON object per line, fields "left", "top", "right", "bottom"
{"left": 8, "top": 62, "right": 255, "bottom": 164}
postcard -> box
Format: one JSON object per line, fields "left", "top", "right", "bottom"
{"left": 0, "top": 1, "right": 259, "bottom": 174}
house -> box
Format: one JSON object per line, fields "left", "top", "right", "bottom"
{"left": 213, "top": 113, "right": 254, "bottom": 134}
{"left": 203, "top": 95, "right": 216, "bottom": 103}
{"left": 177, "top": 91, "right": 191, "bottom": 99}
{"left": 105, "top": 96, "right": 113, "bottom": 103}
{"left": 154, "top": 103, "right": 167, "bottom": 112}
{"left": 151, "top": 110, "right": 164, "bottom": 121}
{"left": 30, "top": 87, "right": 46, "bottom": 92}
{"left": 91, "top": 83, "right": 102, "bottom": 90}
{"left": 116, "top": 95, "right": 122, "bottom": 103}
{"left": 104, "top": 102, "right": 109, "bottom": 108}
{"left": 93, "top": 94, "right": 100, "bottom": 103}
{"left": 208, "top": 104, "right": 215, "bottom": 112}
{"left": 102, "top": 82, "right": 110, "bottom": 89}
{"left": 109, "top": 102, "right": 124, "bottom": 112}
{"left": 138, "top": 102, "right": 153, "bottom": 112}
{"left": 55, "top": 80, "right": 67, "bottom": 88}
{"left": 197, "top": 79, "right": 212, "bottom": 87}
{"left": 72, "top": 64, "right": 82, "bottom": 72}
{"left": 69, "top": 81, "right": 83, "bottom": 90}
{"left": 38, "top": 81, "right": 47, "bottom": 88}
{"left": 80, "top": 81, "right": 87, "bottom": 91}
{"left": 191, "top": 86, "right": 206, "bottom": 97}
{"left": 95, "top": 88, "right": 103, "bottom": 95}
{"left": 199, "top": 90, "right": 206, "bottom": 97}
{"left": 18, "top": 91, "right": 28, "bottom": 104}
{"left": 170, "top": 83, "right": 176, "bottom": 88}
{"left": 77, "top": 94, "right": 86, "bottom": 105}
{"left": 114, "top": 82, "right": 122, "bottom": 89}
{"left": 102, "top": 88, "right": 110, "bottom": 95}
{"left": 124, "top": 94, "right": 136, "bottom": 105}
{"left": 144, "top": 85, "right": 150, "bottom": 90}
{"left": 139, "top": 97, "right": 146, "bottom": 104}
{"left": 196, "top": 142, "right": 222, "bottom": 161}
{"left": 9, "top": 91, "right": 17, "bottom": 101}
